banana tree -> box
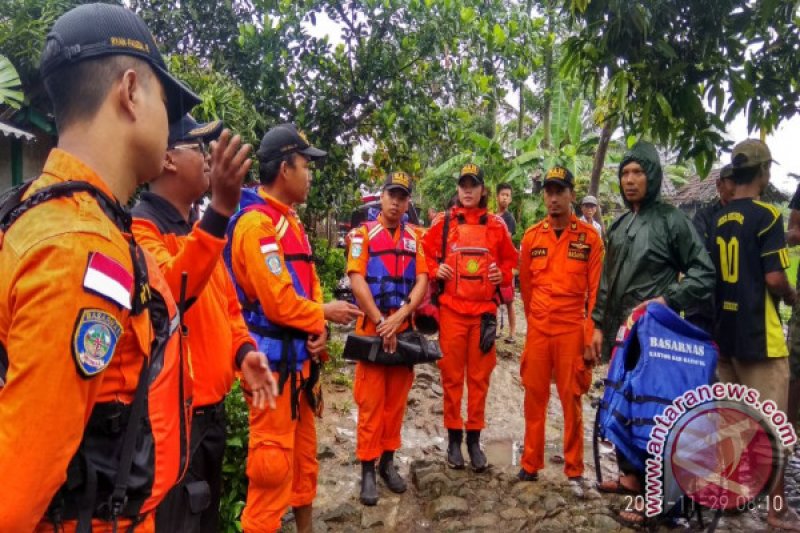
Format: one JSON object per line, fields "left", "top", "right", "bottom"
{"left": 0, "top": 55, "right": 24, "bottom": 110}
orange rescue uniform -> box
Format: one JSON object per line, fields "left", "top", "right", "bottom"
{"left": 518, "top": 214, "right": 603, "bottom": 478}
{"left": 0, "top": 150, "right": 185, "bottom": 531}
{"left": 422, "top": 207, "right": 518, "bottom": 430}
{"left": 228, "top": 188, "right": 325, "bottom": 533}
{"left": 131, "top": 214, "right": 255, "bottom": 408}
{"left": 346, "top": 214, "right": 427, "bottom": 461}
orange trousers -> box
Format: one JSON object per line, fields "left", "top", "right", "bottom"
{"left": 438, "top": 306, "right": 497, "bottom": 430}
{"left": 36, "top": 515, "right": 154, "bottom": 532}
{"left": 242, "top": 370, "right": 317, "bottom": 533}
{"left": 354, "top": 361, "right": 414, "bottom": 461}
{"left": 520, "top": 326, "right": 590, "bottom": 478}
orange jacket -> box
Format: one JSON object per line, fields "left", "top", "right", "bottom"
{"left": 0, "top": 150, "right": 184, "bottom": 530}
{"left": 132, "top": 202, "right": 255, "bottom": 408}
{"left": 422, "top": 206, "right": 518, "bottom": 316}
{"left": 519, "top": 214, "right": 604, "bottom": 343}
{"left": 346, "top": 213, "right": 428, "bottom": 335}
{"left": 228, "top": 189, "right": 325, "bottom": 340}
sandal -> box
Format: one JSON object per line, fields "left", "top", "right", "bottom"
{"left": 768, "top": 508, "right": 800, "bottom": 531}
{"left": 615, "top": 508, "right": 645, "bottom": 528}
{"left": 595, "top": 477, "right": 640, "bottom": 495}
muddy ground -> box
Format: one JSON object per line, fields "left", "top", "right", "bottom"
{"left": 280, "top": 301, "right": 798, "bottom": 532}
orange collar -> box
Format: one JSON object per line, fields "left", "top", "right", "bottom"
{"left": 451, "top": 206, "right": 488, "bottom": 223}
{"left": 257, "top": 187, "right": 295, "bottom": 218}
{"left": 542, "top": 213, "right": 580, "bottom": 232}
{"left": 41, "top": 148, "right": 117, "bottom": 200}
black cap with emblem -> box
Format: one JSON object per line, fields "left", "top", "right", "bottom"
{"left": 383, "top": 171, "right": 412, "bottom": 195}
{"left": 39, "top": 3, "right": 200, "bottom": 122}
{"left": 256, "top": 124, "right": 327, "bottom": 163}
{"left": 459, "top": 163, "right": 485, "bottom": 185}
{"left": 543, "top": 166, "right": 575, "bottom": 189}
{"left": 168, "top": 114, "right": 223, "bottom": 146}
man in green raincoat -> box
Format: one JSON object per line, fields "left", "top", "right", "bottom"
{"left": 589, "top": 141, "right": 715, "bottom": 524}
{"left": 590, "top": 141, "right": 715, "bottom": 362}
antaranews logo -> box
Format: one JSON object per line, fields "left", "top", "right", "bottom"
{"left": 644, "top": 383, "right": 797, "bottom": 517}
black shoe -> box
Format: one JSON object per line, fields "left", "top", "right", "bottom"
{"left": 466, "top": 430, "right": 488, "bottom": 472}
{"left": 378, "top": 451, "right": 407, "bottom": 493}
{"left": 447, "top": 429, "right": 465, "bottom": 469}
{"left": 517, "top": 468, "right": 538, "bottom": 482}
{"left": 359, "top": 461, "right": 378, "bottom": 506}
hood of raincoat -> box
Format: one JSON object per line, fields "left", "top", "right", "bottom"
{"left": 618, "top": 141, "right": 663, "bottom": 209}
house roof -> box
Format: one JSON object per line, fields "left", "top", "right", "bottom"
{"left": 0, "top": 121, "right": 35, "bottom": 142}
{"left": 673, "top": 168, "right": 789, "bottom": 205}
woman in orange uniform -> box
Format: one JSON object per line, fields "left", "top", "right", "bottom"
{"left": 422, "top": 163, "right": 518, "bottom": 471}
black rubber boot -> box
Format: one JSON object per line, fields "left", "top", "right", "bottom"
{"left": 466, "top": 430, "right": 488, "bottom": 472}
{"left": 517, "top": 468, "right": 539, "bottom": 482}
{"left": 359, "top": 460, "right": 378, "bottom": 506}
{"left": 447, "top": 429, "right": 465, "bottom": 469}
{"left": 378, "top": 451, "right": 407, "bottom": 493}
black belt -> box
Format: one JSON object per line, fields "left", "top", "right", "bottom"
{"left": 193, "top": 400, "right": 225, "bottom": 421}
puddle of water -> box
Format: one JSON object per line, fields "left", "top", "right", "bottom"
{"left": 483, "top": 438, "right": 521, "bottom": 467}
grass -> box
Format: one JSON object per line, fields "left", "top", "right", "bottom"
{"left": 780, "top": 248, "right": 800, "bottom": 323}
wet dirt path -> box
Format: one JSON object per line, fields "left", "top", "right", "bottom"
{"left": 292, "top": 300, "right": 796, "bottom": 532}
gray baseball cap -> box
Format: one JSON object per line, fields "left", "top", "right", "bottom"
{"left": 581, "top": 195, "right": 599, "bottom": 206}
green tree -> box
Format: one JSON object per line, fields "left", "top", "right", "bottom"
{"left": 0, "top": 55, "right": 24, "bottom": 109}
{"left": 562, "top": 0, "right": 800, "bottom": 177}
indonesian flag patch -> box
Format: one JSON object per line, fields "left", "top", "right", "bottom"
{"left": 83, "top": 252, "right": 133, "bottom": 310}
{"left": 260, "top": 236, "right": 279, "bottom": 255}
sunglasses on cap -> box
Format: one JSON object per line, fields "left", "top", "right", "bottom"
{"left": 169, "top": 141, "right": 207, "bottom": 155}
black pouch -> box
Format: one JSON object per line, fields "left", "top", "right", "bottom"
{"left": 343, "top": 331, "right": 442, "bottom": 365}
{"left": 479, "top": 313, "right": 497, "bottom": 354}
{"left": 185, "top": 480, "right": 211, "bottom": 514}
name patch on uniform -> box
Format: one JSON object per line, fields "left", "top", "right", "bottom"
{"left": 72, "top": 308, "right": 122, "bottom": 378}
{"left": 567, "top": 241, "right": 590, "bottom": 261}
{"left": 265, "top": 253, "right": 283, "bottom": 275}
{"left": 403, "top": 238, "right": 416, "bottom": 253}
{"left": 531, "top": 247, "right": 548, "bottom": 258}
{"left": 83, "top": 252, "right": 134, "bottom": 310}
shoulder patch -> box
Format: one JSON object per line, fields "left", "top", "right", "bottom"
{"left": 72, "top": 308, "right": 122, "bottom": 378}
{"left": 83, "top": 252, "right": 133, "bottom": 310}
{"left": 265, "top": 253, "right": 283, "bottom": 275}
{"left": 351, "top": 242, "right": 363, "bottom": 259}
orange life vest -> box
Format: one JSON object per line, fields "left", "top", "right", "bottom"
{"left": 443, "top": 213, "right": 496, "bottom": 302}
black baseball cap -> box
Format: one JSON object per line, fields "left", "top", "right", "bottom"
{"left": 168, "top": 114, "right": 223, "bottom": 146}
{"left": 256, "top": 124, "right": 327, "bottom": 163}
{"left": 39, "top": 3, "right": 200, "bottom": 122}
{"left": 383, "top": 171, "right": 412, "bottom": 195}
{"left": 543, "top": 166, "right": 575, "bottom": 189}
{"left": 459, "top": 163, "right": 485, "bottom": 185}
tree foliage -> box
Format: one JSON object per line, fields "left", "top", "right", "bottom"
{"left": 0, "top": 55, "right": 24, "bottom": 109}
{"left": 562, "top": 0, "right": 800, "bottom": 176}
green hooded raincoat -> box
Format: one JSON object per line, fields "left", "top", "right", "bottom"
{"left": 591, "top": 142, "right": 715, "bottom": 359}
